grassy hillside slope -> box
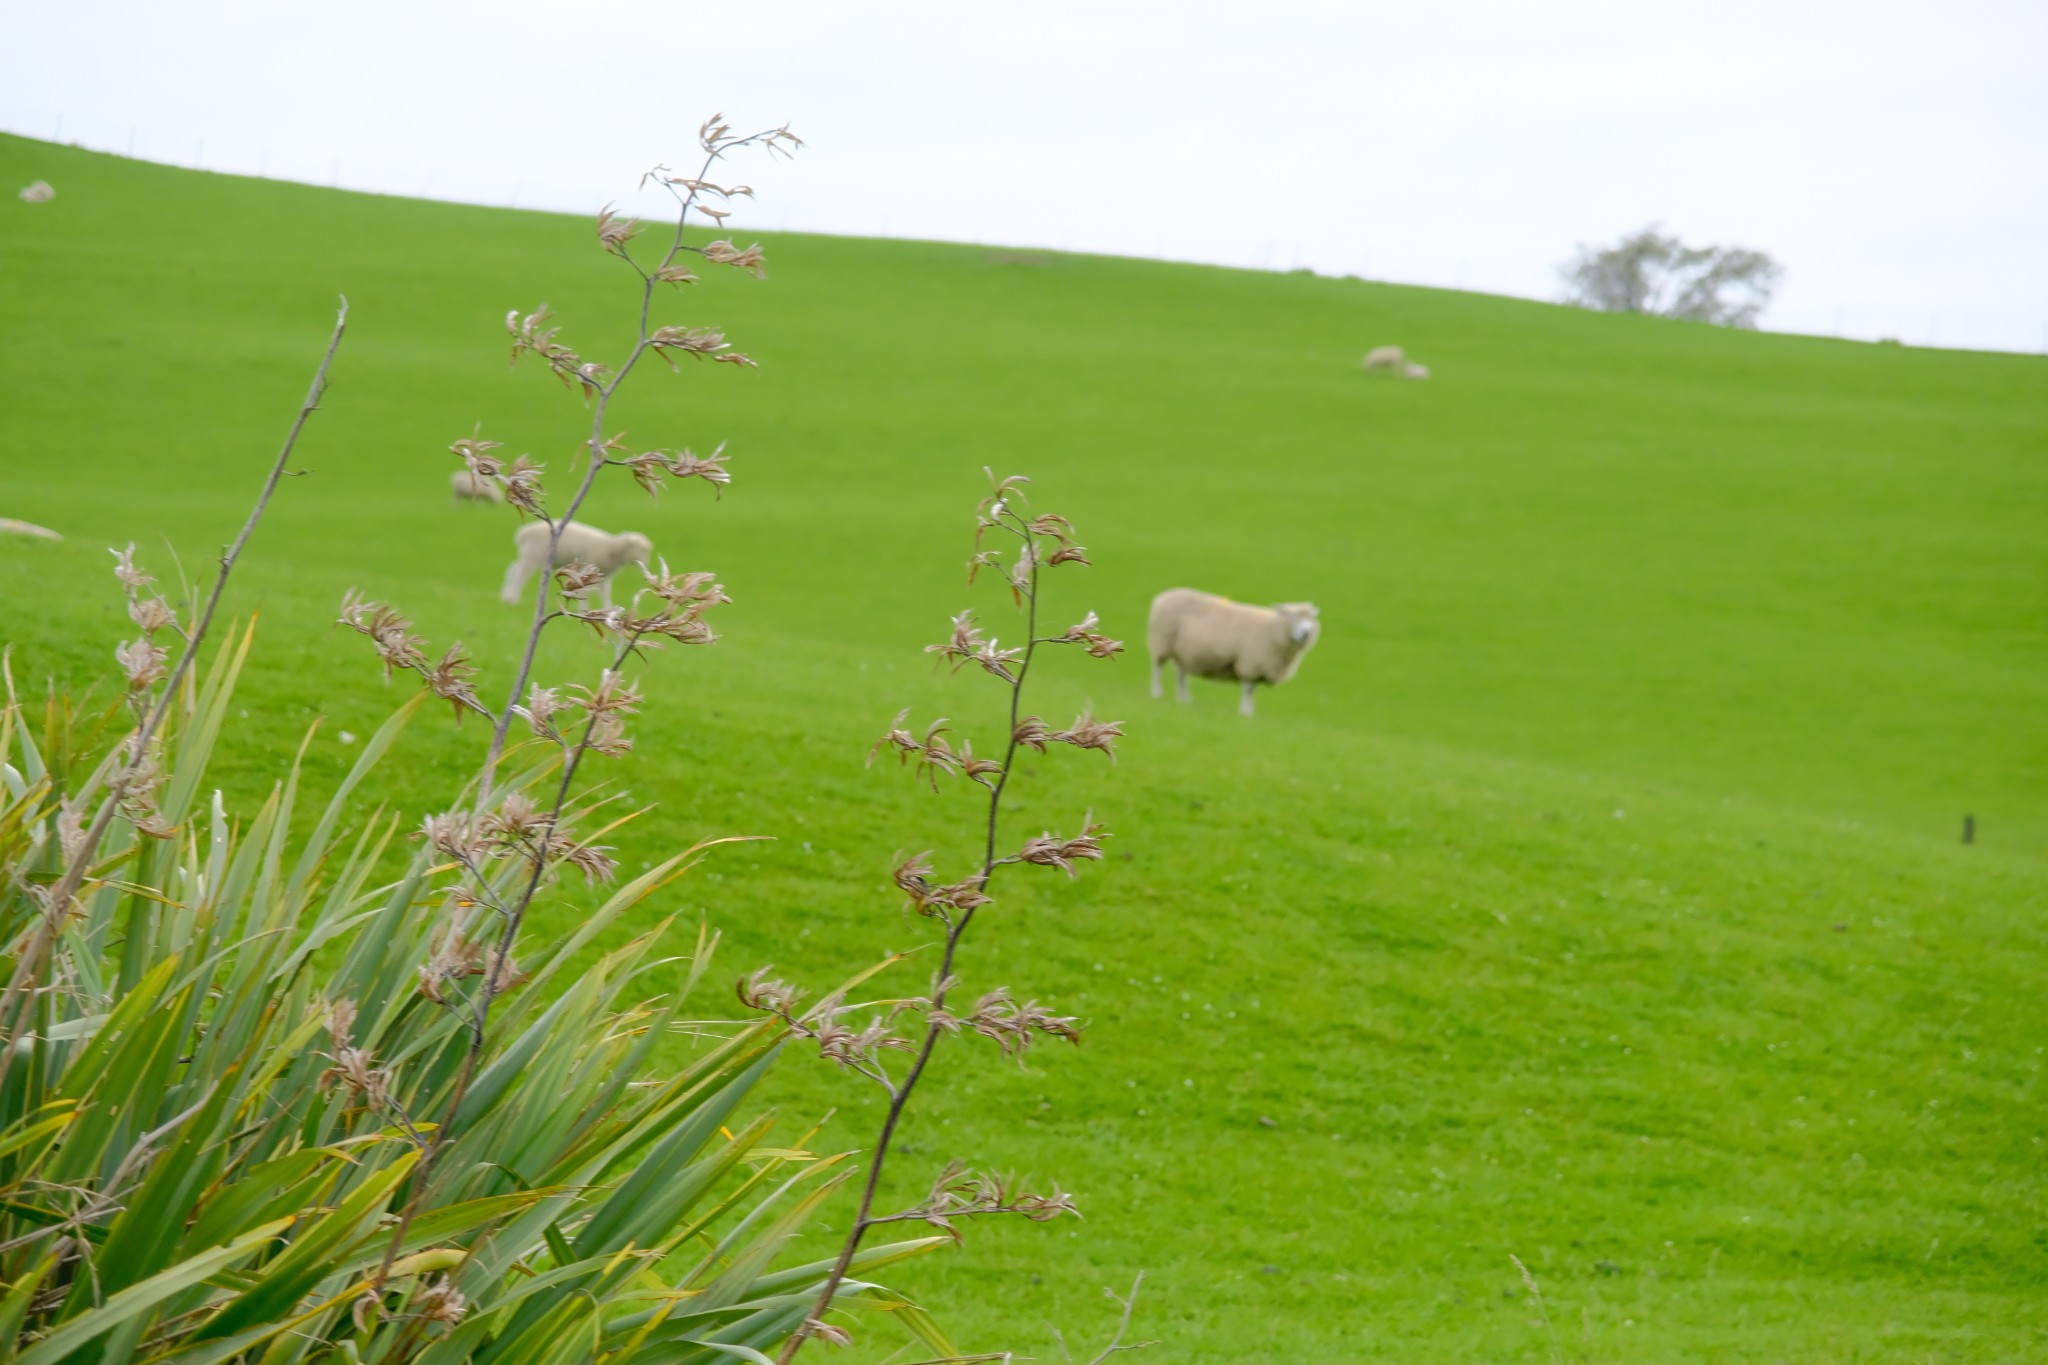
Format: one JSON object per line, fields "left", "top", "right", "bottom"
{"left": 2, "top": 134, "right": 2044, "bottom": 1361}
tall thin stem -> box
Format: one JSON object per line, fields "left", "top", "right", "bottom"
{"left": 0, "top": 299, "right": 348, "bottom": 1096}
{"left": 778, "top": 508, "right": 1044, "bottom": 1363}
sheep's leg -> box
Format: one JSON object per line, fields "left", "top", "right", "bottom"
{"left": 1175, "top": 662, "right": 1191, "bottom": 704}
{"left": 1239, "top": 680, "right": 1257, "bottom": 717}
{"left": 500, "top": 550, "right": 538, "bottom": 605}
{"left": 597, "top": 575, "right": 614, "bottom": 611}
{"left": 1150, "top": 656, "right": 1164, "bottom": 699}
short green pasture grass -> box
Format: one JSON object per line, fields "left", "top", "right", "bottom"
{"left": 2, "top": 135, "right": 2044, "bottom": 1360}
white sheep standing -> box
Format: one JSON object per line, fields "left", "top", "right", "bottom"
{"left": 451, "top": 469, "right": 505, "bottom": 503}
{"left": 1361, "top": 344, "right": 1406, "bottom": 373}
{"left": 500, "top": 520, "right": 653, "bottom": 609}
{"left": 18, "top": 182, "right": 54, "bottom": 204}
{"left": 1147, "top": 588, "right": 1321, "bottom": 717}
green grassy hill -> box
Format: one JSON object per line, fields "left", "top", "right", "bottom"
{"left": 2, "top": 133, "right": 2044, "bottom": 1361}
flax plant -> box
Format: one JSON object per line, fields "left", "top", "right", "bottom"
{"left": 0, "top": 116, "right": 959, "bottom": 1361}
{"left": 744, "top": 474, "right": 1135, "bottom": 1360}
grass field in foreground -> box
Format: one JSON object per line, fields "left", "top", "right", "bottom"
{"left": 2, "top": 133, "right": 2045, "bottom": 1361}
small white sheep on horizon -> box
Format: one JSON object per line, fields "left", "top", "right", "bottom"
{"left": 1362, "top": 344, "right": 1430, "bottom": 379}
{"left": 451, "top": 469, "right": 505, "bottom": 503}
{"left": 501, "top": 520, "right": 653, "bottom": 609}
{"left": 1147, "top": 588, "right": 1321, "bottom": 717}
{"left": 18, "top": 182, "right": 54, "bottom": 204}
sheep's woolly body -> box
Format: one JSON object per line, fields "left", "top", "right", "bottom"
{"left": 452, "top": 469, "right": 505, "bottom": 502}
{"left": 1363, "top": 345, "right": 1430, "bottom": 380}
{"left": 500, "top": 520, "right": 654, "bottom": 608}
{"left": 1147, "top": 588, "right": 1320, "bottom": 717}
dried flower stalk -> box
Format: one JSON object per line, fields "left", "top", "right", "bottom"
{"left": 770, "top": 472, "right": 1123, "bottom": 1360}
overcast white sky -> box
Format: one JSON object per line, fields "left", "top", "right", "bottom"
{"left": 6, "top": 0, "right": 2045, "bottom": 352}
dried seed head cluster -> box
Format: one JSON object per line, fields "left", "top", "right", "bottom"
{"left": 894, "top": 1161, "right": 1079, "bottom": 1240}
{"left": 693, "top": 113, "right": 805, "bottom": 160}
{"left": 110, "top": 546, "right": 181, "bottom": 701}
{"left": 806, "top": 996, "right": 918, "bottom": 1074}
{"left": 926, "top": 610, "right": 1025, "bottom": 683}
{"left": 649, "top": 324, "right": 754, "bottom": 369}
{"left": 595, "top": 204, "right": 642, "bottom": 256}
{"left": 104, "top": 731, "right": 172, "bottom": 839}
{"left": 411, "top": 1275, "right": 469, "bottom": 1327}
{"left": 321, "top": 997, "right": 360, "bottom": 1046}
{"left": 928, "top": 987, "right": 1081, "bottom": 1065}
{"left": 418, "top": 921, "right": 528, "bottom": 1006}
{"left": 966, "top": 476, "right": 1098, "bottom": 610}
{"left": 419, "top": 792, "right": 616, "bottom": 885}
{"left": 800, "top": 1319, "right": 853, "bottom": 1349}
{"left": 1051, "top": 610, "right": 1124, "bottom": 659}
{"left": 1009, "top": 816, "right": 1108, "bottom": 878}
{"left": 1049, "top": 706, "right": 1123, "bottom": 761}
{"left": 497, "top": 453, "right": 547, "bottom": 517}
{"left": 702, "top": 239, "right": 768, "bottom": 279}
{"left": 96, "top": 545, "right": 181, "bottom": 829}
{"left": 736, "top": 967, "right": 804, "bottom": 1018}
{"left": 505, "top": 307, "right": 612, "bottom": 402}
{"left": 569, "top": 670, "right": 640, "bottom": 759}
{"left": 890, "top": 854, "right": 993, "bottom": 919}
{"left": 337, "top": 591, "right": 489, "bottom": 720}
{"left": 869, "top": 710, "right": 1001, "bottom": 790}
{"left": 607, "top": 438, "right": 732, "bottom": 499}
{"left": 321, "top": 1044, "right": 394, "bottom": 1113}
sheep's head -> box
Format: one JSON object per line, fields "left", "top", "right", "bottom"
{"left": 1274, "top": 602, "right": 1320, "bottom": 651}
{"left": 617, "top": 532, "right": 654, "bottom": 567}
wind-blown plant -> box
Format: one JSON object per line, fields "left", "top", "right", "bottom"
{"left": 744, "top": 474, "right": 1138, "bottom": 1361}
{"left": 0, "top": 116, "right": 963, "bottom": 1362}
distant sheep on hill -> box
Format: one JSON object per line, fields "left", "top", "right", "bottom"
{"left": 1147, "top": 588, "right": 1321, "bottom": 717}
{"left": 18, "top": 182, "right": 53, "bottom": 204}
{"left": 451, "top": 469, "right": 505, "bottom": 502}
{"left": 501, "top": 521, "right": 653, "bottom": 609}
{"left": 1362, "top": 344, "right": 1430, "bottom": 379}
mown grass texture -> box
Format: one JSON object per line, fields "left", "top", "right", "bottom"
{"left": 1, "top": 134, "right": 2044, "bottom": 1361}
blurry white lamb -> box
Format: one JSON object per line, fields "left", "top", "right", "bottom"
{"left": 451, "top": 469, "right": 505, "bottom": 503}
{"left": 500, "top": 520, "right": 653, "bottom": 609}
{"left": 1362, "top": 345, "right": 1430, "bottom": 379}
{"left": 1147, "top": 588, "right": 1321, "bottom": 717}
{"left": 18, "top": 182, "right": 54, "bottom": 204}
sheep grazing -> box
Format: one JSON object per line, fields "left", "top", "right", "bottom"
{"left": 17, "top": 181, "right": 54, "bottom": 204}
{"left": 451, "top": 469, "right": 505, "bottom": 503}
{"left": 1147, "top": 588, "right": 1321, "bottom": 717}
{"left": 1364, "top": 344, "right": 1431, "bottom": 379}
{"left": 500, "top": 520, "right": 653, "bottom": 609}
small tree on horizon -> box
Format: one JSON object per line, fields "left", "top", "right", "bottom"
{"left": 1559, "top": 224, "right": 1782, "bottom": 328}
